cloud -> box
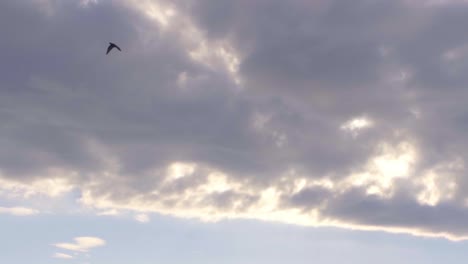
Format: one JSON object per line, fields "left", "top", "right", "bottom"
{"left": 54, "top": 237, "right": 106, "bottom": 252}
{"left": 134, "top": 213, "right": 150, "bottom": 223}
{"left": 52, "top": 253, "right": 74, "bottom": 259}
{"left": 0, "top": 207, "right": 39, "bottom": 216}
{"left": 0, "top": 173, "right": 75, "bottom": 199}
{"left": 97, "top": 209, "right": 121, "bottom": 216}
{"left": 3, "top": 0, "right": 468, "bottom": 241}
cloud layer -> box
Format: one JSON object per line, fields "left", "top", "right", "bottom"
{"left": 2, "top": 0, "right": 468, "bottom": 240}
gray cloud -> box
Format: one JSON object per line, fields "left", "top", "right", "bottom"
{"left": 3, "top": 0, "right": 468, "bottom": 240}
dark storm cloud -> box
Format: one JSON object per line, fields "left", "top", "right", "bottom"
{"left": 185, "top": 0, "right": 468, "bottom": 180}
{"left": 322, "top": 187, "right": 468, "bottom": 237}
{"left": 0, "top": 0, "right": 264, "bottom": 178}
{"left": 181, "top": 0, "right": 422, "bottom": 177}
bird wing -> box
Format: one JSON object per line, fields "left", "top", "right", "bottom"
{"left": 106, "top": 43, "right": 122, "bottom": 54}
{"left": 106, "top": 45, "right": 113, "bottom": 54}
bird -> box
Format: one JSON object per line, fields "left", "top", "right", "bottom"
{"left": 106, "top": 42, "right": 121, "bottom": 55}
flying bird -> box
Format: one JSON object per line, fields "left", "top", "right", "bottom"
{"left": 106, "top": 42, "right": 121, "bottom": 55}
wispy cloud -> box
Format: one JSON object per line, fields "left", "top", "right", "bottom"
{"left": 97, "top": 209, "right": 121, "bottom": 216}
{"left": 0, "top": 207, "right": 39, "bottom": 216}
{"left": 134, "top": 214, "right": 150, "bottom": 223}
{"left": 53, "top": 237, "right": 106, "bottom": 252}
{"left": 52, "top": 253, "right": 73, "bottom": 259}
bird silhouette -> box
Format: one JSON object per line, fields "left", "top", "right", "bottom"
{"left": 106, "top": 42, "right": 121, "bottom": 55}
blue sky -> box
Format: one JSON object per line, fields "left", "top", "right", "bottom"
{"left": 2, "top": 213, "right": 468, "bottom": 264}
{"left": 3, "top": 0, "right": 468, "bottom": 263}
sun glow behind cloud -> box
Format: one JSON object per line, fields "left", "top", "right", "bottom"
{"left": 73, "top": 143, "right": 463, "bottom": 240}
{"left": 346, "top": 141, "right": 417, "bottom": 198}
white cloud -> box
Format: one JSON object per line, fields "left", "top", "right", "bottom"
{"left": 340, "top": 116, "right": 374, "bottom": 137}
{"left": 97, "top": 209, "right": 121, "bottom": 216}
{"left": 52, "top": 253, "right": 73, "bottom": 259}
{"left": 135, "top": 214, "right": 150, "bottom": 223}
{"left": 0, "top": 207, "right": 39, "bottom": 216}
{"left": 54, "top": 237, "right": 106, "bottom": 253}
{"left": 0, "top": 172, "right": 75, "bottom": 199}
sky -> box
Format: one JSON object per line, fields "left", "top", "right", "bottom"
{"left": 3, "top": 0, "right": 468, "bottom": 263}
